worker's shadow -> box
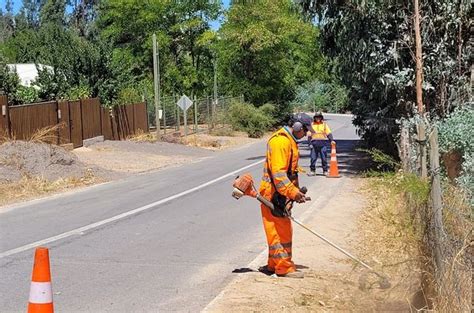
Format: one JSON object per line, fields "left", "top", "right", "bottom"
{"left": 232, "top": 264, "right": 309, "bottom": 276}
{"left": 246, "top": 155, "right": 265, "bottom": 160}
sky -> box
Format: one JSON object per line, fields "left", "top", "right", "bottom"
{"left": 1, "top": 0, "right": 230, "bottom": 30}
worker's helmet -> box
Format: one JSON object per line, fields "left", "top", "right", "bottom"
{"left": 288, "top": 113, "right": 315, "bottom": 134}
{"left": 314, "top": 111, "right": 324, "bottom": 120}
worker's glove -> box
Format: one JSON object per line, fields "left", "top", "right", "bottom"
{"left": 294, "top": 191, "right": 307, "bottom": 203}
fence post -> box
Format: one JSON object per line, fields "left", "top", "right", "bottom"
{"left": 162, "top": 98, "right": 167, "bottom": 135}
{"left": 55, "top": 101, "right": 60, "bottom": 145}
{"left": 206, "top": 96, "right": 211, "bottom": 131}
{"left": 194, "top": 96, "right": 198, "bottom": 133}
{"left": 176, "top": 95, "right": 180, "bottom": 132}
{"left": 398, "top": 122, "right": 411, "bottom": 172}
{"left": 417, "top": 120, "right": 428, "bottom": 179}
{"left": 0, "top": 95, "right": 11, "bottom": 139}
{"left": 211, "top": 98, "right": 217, "bottom": 129}
{"left": 429, "top": 127, "right": 445, "bottom": 281}
{"left": 183, "top": 103, "right": 188, "bottom": 136}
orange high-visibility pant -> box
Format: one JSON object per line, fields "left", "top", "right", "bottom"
{"left": 261, "top": 204, "right": 295, "bottom": 275}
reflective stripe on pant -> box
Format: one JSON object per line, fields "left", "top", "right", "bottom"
{"left": 310, "top": 144, "right": 328, "bottom": 172}
{"left": 261, "top": 203, "right": 295, "bottom": 275}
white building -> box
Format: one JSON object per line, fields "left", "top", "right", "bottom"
{"left": 7, "top": 63, "right": 54, "bottom": 88}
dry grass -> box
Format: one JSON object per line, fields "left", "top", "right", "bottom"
{"left": 26, "top": 123, "right": 65, "bottom": 144}
{"left": 208, "top": 126, "right": 235, "bottom": 137}
{"left": 354, "top": 175, "right": 428, "bottom": 310}
{"left": 127, "top": 129, "right": 157, "bottom": 143}
{"left": 0, "top": 169, "right": 102, "bottom": 207}
{"left": 432, "top": 184, "right": 472, "bottom": 312}
{"left": 361, "top": 173, "right": 473, "bottom": 311}
{"left": 0, "top": 129, "right": 10, "bottom": 144}
{"left": 1, "top": 123, "right": 67, "bottom": 144}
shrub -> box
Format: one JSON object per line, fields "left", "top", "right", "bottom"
{"left": 258, "top": 103, "right": 277, "bottom": 120}
{"left": 14, "top": 86, "right": 39, "bottom": 104}
{"left": 438, "top": 106, "right": 474, "bottom": 200}
{"left": 0, "top": 58, "right": 20, "bottom": 99}
{"left": 114, "top": 86, "right": 142, "bottom": 106}
{"left": 65, "top": 85, "right": 91, "bottom": 101}
{"left": 228, "top": 101, "right": 275, "bottom": 138}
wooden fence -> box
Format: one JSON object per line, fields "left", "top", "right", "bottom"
{"left": 0, "top": 95, "right": 149, "bottom": 148}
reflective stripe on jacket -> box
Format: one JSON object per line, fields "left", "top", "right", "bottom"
{"left": 311, "top": 122, "right": 332, "bottom": 140}
{"left": 259, "top": 127, "right": 300, "bottom": 202}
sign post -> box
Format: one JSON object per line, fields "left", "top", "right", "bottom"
{"left": 177, "top": 95, "right": 193, "bottom": 136}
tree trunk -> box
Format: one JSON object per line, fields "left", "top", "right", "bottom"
{"left": 414, "top": 0, "right": 424, "bottom": 114}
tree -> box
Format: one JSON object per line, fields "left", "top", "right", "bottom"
{"left": 217, "top": 0, "right": 326, "bottom": 111}
{"left": 291, "top": 80, "right": 348, "bottom": 113}
{"left": 18, "top": 0, "right": 42, "bottom": 29}
{"left": 0, "top": 54, "right": 20, "bottom": 97}
{"left": 0, "top": 1, "right": 15, "bottom": 42}
{"left": 70, "top": 0, "right": 99, "bottom": 36}
{"left": 296, "top": 0, "right": 472, "bottom": 153}
{"left": 97, "top": 0, "right": 220, "bottom": 98}
{"left": 40, "top": 0, "right": 66, "bottom": 26}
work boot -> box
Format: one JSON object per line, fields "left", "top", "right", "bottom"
{"left": 277, "top": 271, "right": 304, "bottom": 278}
{"left": 307, "top": 171, "right": 316, "bottom": 176}
{"left": 258, "top": 265, "right": 275, "bottom": 275}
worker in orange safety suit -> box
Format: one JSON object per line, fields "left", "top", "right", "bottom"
{"left": 308, "top": 112, "right": 335, "bottom": 176}
{"left": 258, "top": 114, "right": 315, "bottom": 278}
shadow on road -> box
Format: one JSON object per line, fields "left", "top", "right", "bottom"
{"left": 299, "top": 139, "right": 372, "bottom": 176}
{"left": 246, "top": 156, "right": 266, "bottom": 161}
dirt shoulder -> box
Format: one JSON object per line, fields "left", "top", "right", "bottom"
{"left": 204, "top": 177, "right": 423, "bottom": 312}
{"left": 0, "top": 131, "right": 258, "bottom": 207}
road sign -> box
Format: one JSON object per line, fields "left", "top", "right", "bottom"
{"left": 177, "top": 95, "right": 193, "bottom": 111}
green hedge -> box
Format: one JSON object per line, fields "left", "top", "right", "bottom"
{"left": 228, "top": 101, "right": 276, "bottom": 138}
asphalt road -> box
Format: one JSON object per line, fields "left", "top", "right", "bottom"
{"left": 0, "top": 114, "right": 360, "bottom": 312}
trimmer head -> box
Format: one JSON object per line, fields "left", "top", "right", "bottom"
{"left": 358, "top": 269, "right": 392, "bottom": 290}
{"left": 232, "top": 174, "right": 257, "bottom": 199}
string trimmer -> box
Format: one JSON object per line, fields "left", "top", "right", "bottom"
{"left": 232, "top": 173, "right": 391, "bottom": 289}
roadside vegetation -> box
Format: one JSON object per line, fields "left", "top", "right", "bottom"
{"left": 362, "top": 147, "right": 472, "bottom": 311}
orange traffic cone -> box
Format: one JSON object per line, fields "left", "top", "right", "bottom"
{"left": 327, "top": 142, "right": 340, "bottom": 178}
{"left": 28, "top": 247, "right": 54, "bottom": 313}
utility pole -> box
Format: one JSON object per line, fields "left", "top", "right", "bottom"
{"left": 153, "top": 34, "right": 161, "bottom": 139}
{"left": 213, "top": 56, "right": 218, "bottom": 103}
{"left": 212, "top": 55, "right": 218, "bottom": 129}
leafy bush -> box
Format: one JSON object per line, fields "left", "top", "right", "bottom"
{"left": 438, "top": 107, "right": 473, "bottom": 155}
{"left": 14, "top": 86, "right": 39, "bottom": 104}
{"left": 228, "top": 101, "right": 275, "bottom": 138}
{"left": 34, "top": 66, "right": 69, "bottom": 101}
{"left": 438, "top": 106, "right": 474, "bottom": 200}
{"left": 65, "top": 85, "right": 91, "bottom": 101}
{"left": 0, "top": 57, "right": 20, "bottom": 99}
{"left": 258, "top": 102, "right": 277, "bottom": 120}
{"left": 114, "top": 86, "right": 142, "bottom": 106}
{"left": 358, "top": 147, "right": 399, "bottom": 171}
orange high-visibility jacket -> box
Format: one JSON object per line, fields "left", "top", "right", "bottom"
{"left": 259, "top": 127, "right": 300, "bottom": 202}
{"left": 311, "top": 122, "right": 332, "bottom": 140}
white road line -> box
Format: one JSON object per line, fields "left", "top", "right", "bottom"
{"left": 0, "top": 159, "right": 265, "bottom": 259}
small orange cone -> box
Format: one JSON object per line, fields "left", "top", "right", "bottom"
{"left": 28, "top": 247, "right": 54, "bottom": 313}
{"left": 327, "top": 142, "right": 341, "bottom": 178}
